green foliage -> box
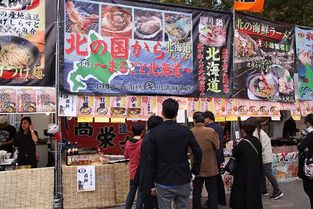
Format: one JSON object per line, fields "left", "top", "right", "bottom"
{"left": 158, "top": 0, "right": 313, "bottom": 27}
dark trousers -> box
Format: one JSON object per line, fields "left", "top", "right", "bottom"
{"left": 193, "top": 176, "right": 218, "bottom": 209}
{"left": 216, "top": 166, "right": 226, "bottom": 205}
{"left": 143, "top": 193, "right": 159, "bottom": 209}
{"left": 261, "top": 163, "right": 280, "bottom": 193}
{"left": 303, "top": 177, "right": 313, "bottom": 209}
{"left": 125, "top": 180, "right": 144, "bottom": 209}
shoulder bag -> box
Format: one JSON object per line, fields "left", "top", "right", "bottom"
{"left": 224, "top": 139, "right": 259, "bottom": 175}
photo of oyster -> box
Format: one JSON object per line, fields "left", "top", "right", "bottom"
{"left": 134, "top": 10, "right": 162, "bottom": 41}
{"left": 165, "top": 13, "right": 191, "bottom": 43}
{"left": 101, "top": 6, "right": 132, "bottom": 38}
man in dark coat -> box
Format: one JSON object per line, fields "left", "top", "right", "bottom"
{"left": 147, "top": 98, "right": 202, "bottom": 209}
{"left": 230, "top": 118, "right": 263, "bottom": 209}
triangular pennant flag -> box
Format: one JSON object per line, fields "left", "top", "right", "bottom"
{"left": 234, "top": 0, "right": 265, "bottom": 13}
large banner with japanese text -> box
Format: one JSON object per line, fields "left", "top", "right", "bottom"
{"left": 0, "top": 0, "right": 56, "bottom": 86}
{"left": 295, "top": 27, "right": 313, "bottom": 101}
{"left": 61, "top": 117, "right": 141, "bottom": 155}
{"left": 233, "top": 12, "right": 295, "bottom": 102}
{"left": 61, "top": 0, "right": 232, "bottom": 96}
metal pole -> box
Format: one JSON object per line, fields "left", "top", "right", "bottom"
{"left": 54, "top": 0, "right": 63, "bottom": 208}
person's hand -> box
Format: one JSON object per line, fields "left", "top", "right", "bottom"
{"left": 151, "top": 188, "right": 157, "bottom": 196}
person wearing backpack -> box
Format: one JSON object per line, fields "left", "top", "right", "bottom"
{"left": 298, "top": 114, "right": 313, "bottom": 209}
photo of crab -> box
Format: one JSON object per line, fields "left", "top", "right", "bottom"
{"left": 65, "top": 0, "right": 99, "bottom": 34}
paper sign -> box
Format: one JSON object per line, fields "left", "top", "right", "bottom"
{"left": 77, "top": 117, "right": 93, "bottom": 123}
{"left": 176, "top": 110, "right": 186, "bottom": 123}
{"left": 77, "top": 166, "right": 96, "bottom": 192}
{"left": 59, "top": 92, "right": 77, "bottom": 117}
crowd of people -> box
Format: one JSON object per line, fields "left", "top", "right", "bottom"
{"left": 123, "top": 98, "right": 313, "bottom": 209}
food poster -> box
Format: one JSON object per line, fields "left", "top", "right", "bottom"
{"left": 187, "top": 98, "right": 201, "bottom": 119}
{"left": 290, "top": 100, "right": 301, "bottom": 120}
{"left": 213, "top": 98, "right": 225, "bottom": 121}
{"left": 0, "top": 89, "right": 17, "bottom": 113}
{"left": 269, "top": 102, "right": 281, "bottom": 117}
{"left": 156, "top": 96, "right": 168, "bottom": 116}
{"left": 94, "top": 96, "right": 111, "bottom": 118}
{"left": 299, "top": 100, "right": 310, "bottom": 117}
{"left": 225, "top": 98, "right": 238, "bottom": 121}
{"left": 248, "top": 100, "right": 259, "bottom": 117}
{"left": 77, "top": 96, "right": 95, "bottom": 117}
{"left": 200, "top": 98, "right": 214, "bottom": 113}
{"left": 233, "top": 12, "right": 295, "bottom": 102}
{"left": 309, "top": 101, "right": 313, "bottom": 114}
{"left": 0, "top": 0, "right": 56, "bottom": 86}
{"left": 258, "top": 101, "right": 270, "bottom": 117}
{"left": 295, "top": 27, "right": 313, "bottom": 101}
{"left": 59, "top": 92, "right": 77, "bottom": 117}
{"left": 36, "top": 88, "right": 56, "bottom": 113}
{"left": 141, "top": 96, "right": 157, "bottom": 120}
{"left": 272, "top": 152, "right": 299, "bottom": 183}
{"left": 60, "top": 0, "right": 234, "bottom": 97}
{"left": 196, "top": 13, "right": 232, "bottom": 97}
{"left": 110, "top": 96, "right": 127, "bottom": 118}
{"left": 17, "top": 88, "right": 37, "bottom": 113}
{"left": 62, "top": 0, "right": 196, "bottom": 96}
{"left": 237, "top": 99, "right": 249, "bottom": 117}
{"left": 127, "top": 96, "right": 141, "bottom": 118}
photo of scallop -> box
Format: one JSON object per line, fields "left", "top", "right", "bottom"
{"left": 101, "top": 5, "right": 132, "bottom": 38}
{"left": 134, "top": 9, "right": 163, "bottom": 41}
{"left": 164, "top": 13, "right": 191, "bottom": 43}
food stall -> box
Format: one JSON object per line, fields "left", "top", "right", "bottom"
{"left": 0, "top": 0, "right": 58, "bottom": 208}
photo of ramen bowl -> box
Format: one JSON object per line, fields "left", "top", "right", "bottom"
{"left": 238, "top": 105, "right": 248, "bottom": 114}
{"left": 128, "top": 108, "right": 141, "bottom": 116}
{"left": 260, "top": 106, "right": 269, "bottom": 113}
{"left": 23, "top": 103, "right": 36, "bottom": 112}
{"left": 97, "top": 107, "right": 108, "bottom": 115}
{"left": 111, "top": 107, "right": 126, "bottom": 116}
{"left": 249, "top": 106, "right": 259, "bottom": 114}
{"left": 247, "top": 73, "right": 278, "bottom": 99}
{"left": 0, "top": 35, "right": 40, "bottom": 69}
{"left": 4, "top": 103, "right": 16, "bottom": 113}
{"left": 80, "top": 106, "right": 92, "bottom": 115}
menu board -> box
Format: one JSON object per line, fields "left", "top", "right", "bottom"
{"left": 233, "top": 13, "right": 295, "bottom": 102}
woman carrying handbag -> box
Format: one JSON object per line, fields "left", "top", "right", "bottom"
{"left": 229, "top": 118, "right": 263, "bottom": 209}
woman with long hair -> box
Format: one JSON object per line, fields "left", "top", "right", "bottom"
{"left": 230, "top": 118, "right": 263, "bottom": 209}
{"left": 14, "top": 117, "right": 38, "bottom": 168}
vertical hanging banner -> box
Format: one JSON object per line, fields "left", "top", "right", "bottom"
{"left": 0, "top": 0, "right": 55, "bottom": 86}
{"left": 196, "top": 12, "right": 232, "bottom": 97}
{"left": 233, "top": 13, "right": 295, "bottom": 102}
{"left": 60, "top": 0, "right": 232, "bottom": 96}
{"left": 295, "top": 27, "right": 313, "bottom": 101}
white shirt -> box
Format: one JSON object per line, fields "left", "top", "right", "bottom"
{"left": 253, "top": 129, "right": 273, "bottom": 164}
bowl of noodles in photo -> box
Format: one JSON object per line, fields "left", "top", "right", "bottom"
{"left": 0, "top": 36, "right": 40, "bottom": 70}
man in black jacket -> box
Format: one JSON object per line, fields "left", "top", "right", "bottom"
{"left": 147, "top": 98, "right": 202, "bottom": 209}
